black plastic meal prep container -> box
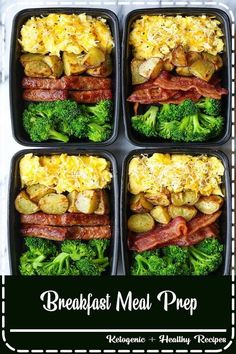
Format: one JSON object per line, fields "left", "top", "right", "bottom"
{"left": 122, "top": 8, "right": 232, "bottom": 146}
{"left": 120, "top": 148, "right": 232, "bottom": 276}
{"left": 8, "top": 149, "right": 119, "bottom": 276}
{"left": 9, "top": 8, "right": 120, "bottom": 146}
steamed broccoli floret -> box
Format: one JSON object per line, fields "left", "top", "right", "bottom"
{"left": 84, "top": 100, "right": 113, "bottom": 125}
{"left": 87, "top": 122, "right": 112, "bottom": 142}
{"left": 162, "top": 245, "right": 189, "bottom": 264}
{"left": 69, "top": 115, "right": 90, "bottom": 139}
{"left": 158, "top": 103, "right": 182, "bottom": 122}
{"left": 61, "top": 240, "right": 96, "bottom": 261}
{"left": 199, "top": 113, "right": 224, "bottom": 138}
{"left": 196, "top": 98, "right": 221, "bottom": 116}
{"left": 131, "top": 106, "right": 159, "bottom": 137}
{"left": 23, "top": 106, "right": 69, "bottom": 142}
{"left": 158, "top": 120, "right": 180, "bottom": 140}
{"left": 39, "top": 252, "right": 72, "bottom": 276}
{"left": 188, "top": 238, "right": 223, "bottom": 276}
{"left": 89, "top": 239, "right": 110, "bottom": 259}
{"left": 19, "top": 238, "right": 57, "bottom": 276}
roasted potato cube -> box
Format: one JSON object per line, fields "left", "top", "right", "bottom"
{"left": 172, "top": 45, "right": 187, "bottom": 67}
{"left": 130, "top": 193, "right": 153, "bottom": 214}
{"left": 145, "top": 192, "right": 170, "bottom": 206}
{"left": 75, "top": 190, "right": 99, "bottom": 214}
{"left": 189, "top": 60, "right": 215, "bottom": 82}
{"left": 131, "top": 59, "right": 149, "bottom": 85}
{"left": 20, "top": 54, "right": 63, "bottom": 78}
{"left": 139, "top": 58, "right": 163, "bottom": 79}
{"left": 171, "top": 190, "right": 199, "bottom": 206}
{"left": 202, "top": 52, "right": 223, "bottom": 71}
{"left": 82, "top": 47, "right": 105, "bottom": 68}
{"left": 67, "top": 191, "right": 79, "bottom": 213}
{"left": 43, "top": 55, "right": 63, "bottom": 78}
{"left": 150, "top": 206, "right": 171, "bottom": 224}
{"left": 87, "top": 55, "right": 112, "bottom": 77}
{"left": 195, "top": 196, "right": 224, "bottom": 215}
{"left": 63, "top": 52, "right": 87, "bottom": 76}
{"left": 15, "top": 191, "right": 39, "bottom": 214}
{"left": 168, "top": 205, "right": 197, "bottom": 221}
{"left": 163, "top": 59, "right": 175, "bottom": 71}
{"left": 176, "top": 67, "right": 192, "bottom": 76}
{"left": 186, "top": 51, "right": 202, "bottom": 65}
{"left": 39, "top": 193, "right": 69, "bottom": 214}
{"left": 94, "top": 190, "right": 110, "bottom": 215}
{"left": 26, "top": 184, "right": 55, "bottom": 203}
{"left": 128, "top": 213, "right": 155, "bottom": 233}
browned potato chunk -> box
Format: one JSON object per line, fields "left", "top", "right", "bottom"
{"left": 202, "top": 52, "right": 223, "bottom": 70}
{"left": 139, "top": 58, "right": 163, "bottom": 79}
{"left": 168, "top": 205, "right": 197, "bottom": 221}
{"left": 163, "top": 53, "right": 174, "bottom": 71}
{"left": 128, "top": 213, "right": 155, "bottom": 233}
{"left": 172, "top": 46, "right": 187, "bottom": 67}
{"left": 171, "top": 190, "right": 199, "bottom": 206}
{"left": 15, "top": 191, "right": 39, "bottom": 214}
{"left": 150, "top": 206, "right": 171, "bottom": 224}
{"left": 131, "top": 59, "right": 149, "bottom": 85}
{"left": 63, "top": 52, "right": 87, "bottom": 76}
{"left": 145, "top": 192, "right": 170, "bottom": 206}
{"left": 176, "top": 67, "right": 192, "bottom": 76}
{"left": 195, "top": 196, "right": 224, "bottom": 214}
{"left": 82, "top": 48, "right": 105, "bottom": 68}
{"left": 189, "top": 60, "right": 215, "bottom": 82}
{"left": 39, "top": 193, "right": 69, "bottom": 214}
{"left": 186, "top": 51, "right": 202, "bottom": 65}
{"left": 94, "top": 190, "right": 110, "bottom": 215}
{"left": 20, "top": 54, "right": 63, "bottom": 78}
{"left": 75, "top": 190, "right": 99, "bottom": 214}
{"left": 130, "top": 193, "right": 153, "bottom": 214}
{"left": 87, "top": 55, "right": 112, "bottom": 77}
{"left": 67, "top": 191, "right": 79, "bottom": 213}
{"left": 26, "top": 184, "right": 55, "bottom": 203}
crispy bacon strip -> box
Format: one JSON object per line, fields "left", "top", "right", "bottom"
{"left": 136, "top": 71, "right": 228, "bottom": 99}
{"left": 187, "top": 211, "right": 222, "bottom": 236}
{"left": 171, "top": 223, "right": 219, "bottom": 247}
{"left": 21, "top": 212, "right": 110, "bottom": 226}
{"left": 129, "top": 217, "right": 188, "bottom": 252}
{"left": 159, "top": 89, "right": 201, "bottom": 104}
{"left": 127, "top": 87, "right": 178, "bottom": 104}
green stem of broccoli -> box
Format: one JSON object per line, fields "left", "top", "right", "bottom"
{"left": 48, "top": 129, "right": 69, "bottom": 143}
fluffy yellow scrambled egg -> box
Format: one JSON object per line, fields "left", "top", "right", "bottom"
{"left": 20, "top": 13, "right": 114, "bottom": 56}
{"left": 128, "top": 153, "right": 224, "bottom": 196}
{"left": 129, "top": 15, "right": 224, "bottom": 60}
{"left": 20, "top": 153, "right": 112, "bottom": 193}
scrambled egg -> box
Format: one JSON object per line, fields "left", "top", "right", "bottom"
{"left": 20, "top": 14, "right": 114, "bottom": 56}
{"left": 20, "top": 153, "right": 112, "bottom": 193}
{"left": 128, "top": 153, "right": 224, "bottom": 196}
{"left": 129, "top": 15, "right": 224, "bottom": 60}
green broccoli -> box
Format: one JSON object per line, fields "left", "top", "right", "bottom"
{"left": 158, "top": 120, "right": 180, "bottom": 140}
{"left": 199, "top": 113, "right": 224, "bottom": 139}
{"left": 196, "top": 98, "right": 221, "bottom": 116}
{"left": 39, "top": 252, "right": 72, "bottom": 276}
{"left": 19, "top": 238, "right": 57, "bottom": 276}
{"left": 75, "top": 258, "right": 102, "bottom": 276}
{"left": 162, "top": 245, "right": 189, "bottom": 264}
{"left": 23, "top": 105, "right": 69, "bottom": 142}
{"left": 131, "top": 106, "right": 159, "bottom": 137}
{"left": 188, "top": 238, "right": 223, "bottom": 276}
{"left": 158, "top": 103, "right": 182, "bottom": 122}
{"left": 89, "top": 239, "right": 110, "bottom": 259}
{"left": 87, "top": 122, "right": 112, "bottom": 142}
{"left": 84, "top": 100, "right": 113, "bottom": 125}
{"left": 61, "top": 240, "right": 96, "bottom": 261}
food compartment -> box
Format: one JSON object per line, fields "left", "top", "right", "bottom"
{"left": 122, "top": 8, "right": 231, "bottom": 146}
{"left": 121, "top": 149, "right": 231, "bottom": 276}
{"left": 9, "top": 149, "right": 119, "bottom": 276}
{"left": 10, "top": 8, "right": 120, "bottom": 146}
